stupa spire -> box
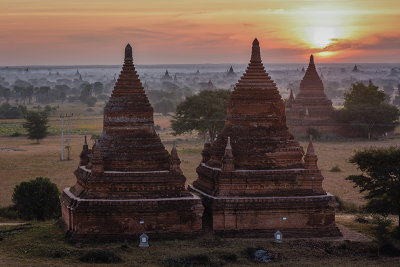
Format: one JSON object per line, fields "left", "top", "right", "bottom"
{"left": 201, "top": 133, "right": 211, "bottom": 163}
{"left": 304, "top": 135, "right": 318, "bottom": 169}
{"left": 251, "top": 38, "right": 261, "bottom": 63}
{"left": 101, "top": 43, "right": 170, "bottom": 172}
{"left": 125, "top": 43, "right": 133, "bottom": 61}
{"left": 79, "top": 135, "right": 89, "bottom": 166}
{"left": 310, "top": 54, "right": 314, "bottom": 65}
{"left": 169, "top": 142, "right": 182, "bottom": 174}
{"left": 286, "top": 89, "right": 295, "bottom": 108}
{"left": 221, "top": 137, "right": 234, "bottom": 172}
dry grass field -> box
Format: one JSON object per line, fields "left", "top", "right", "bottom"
{"left": 1, "top": 114, "right": 400, "bottom": 208}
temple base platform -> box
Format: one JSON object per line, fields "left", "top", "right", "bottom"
{"left": 189, "top": 185, "right": 342, "bottom": 238}
{"left": 60, "top": 187, "right": 204, "bottom": 242}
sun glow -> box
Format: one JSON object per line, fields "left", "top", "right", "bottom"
{"left": 311, "top": 27, "right": 336, "bottom": 48}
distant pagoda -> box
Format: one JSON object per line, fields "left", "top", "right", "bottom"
{"left": 205, "top": 80, "right": 216, "bottom": 90}
{"left": 286, "top": 55, "right": 334, "bottom": 136}
{"left": 227, "top": 66, "right": 236, "bottom": 77}
{"left": 191, "top": 39, "right": 340, "bottom": 237}
{"left": 61, "top": 44, "right": 203, "bottom": 241}
{"left": 161, "top": 70, "right": 172, "bottom": 81}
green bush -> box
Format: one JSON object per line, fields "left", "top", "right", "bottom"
{"left": 0, "top": 206, "right": 19, "bottom": 220}
{"left": 334, "top": 195, "right": 360, "bottom": 213}
{"left": 79, "top": 249, "right": 122, "bottom": 263}
{"left": 330, "top": 164, "right": 342, "bottom": 172}
{"left": 12, "top": 177, "right": 60, "bottom": 220}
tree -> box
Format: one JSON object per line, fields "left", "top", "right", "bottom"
{"left": 154, "top": 98, "right": 175, "bottom": 115}
{"left": 171, "top": 89, "right": 231, "bottom": 140}
{"left": 23, "top": 110, "right": 49, "bottom": 143}
{"left": 3, "top": 88, "right": 11, "bottom": 102}
{"left": 336, "top": 82, "right": 399, "bottom": 139}
{"left": 93, "top": 82, "right": 104, "bottom": 96}
{"left": 12, "top": 177, "right": 60, "bottom": 220}
{"left": 346, "top": 147, "right": 400, "bottom": 228}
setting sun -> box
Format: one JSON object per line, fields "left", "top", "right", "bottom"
{"left": 311, "top": 27, "right": 336, "bottom": 48}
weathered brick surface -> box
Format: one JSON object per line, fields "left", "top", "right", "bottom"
{"left": 60, "top": 44, "right": 203, "bottom": 241}
{"left": 192, "top": 40, "right": 341, "bottom": 237}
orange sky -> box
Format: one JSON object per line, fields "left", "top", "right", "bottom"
{"left": 1, "top": 0, "right": 399, "bottom": 65}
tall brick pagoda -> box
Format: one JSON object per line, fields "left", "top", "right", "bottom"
{"left": 286, "top": 55, "right": 335, "bottom": 136}
{"left": 60, "top": 44, "right": 203, "bottom": 241}
{"left": 191, "top": 39, "right": 340, "bottom": 237}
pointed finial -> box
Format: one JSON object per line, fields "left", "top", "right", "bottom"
{"left": 125, "top": 43, "right": 133, "bottom": 60}
{"left": 222, "top": 136, "right": 234, "bottom": 172}
{"left": 171, "top": 141, "right": 178, "bottom": 156}
{"left": 170, "top": 141, "right": 182, "bottom": 173}
{"left": 252, "top": 38, "right": 259, "bottom": 46}
{"left": 306, "top": 135, "right": 315, "bottom": 155}
{"left": 310, "top": 54, "right": 314, "bottom": 65}
{"left": 205, "top": 132, "right": 211, "bottom": 144}
{"left": 251, "top": 38, "right": 261, "bottom": 62}
{"left": 84, "top": 135, "right": 87, "bottom": 145}
{"left": 226, "top": 136, "right": 232, "bottom": 150}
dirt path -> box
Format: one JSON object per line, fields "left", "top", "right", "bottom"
{"left": 0, "top": 222, "right": 27, "bottom": 226}
{"left": 336, "top": 223, "right": 373, "bottom": 242}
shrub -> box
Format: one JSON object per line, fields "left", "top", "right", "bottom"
{"left": 330, "top": 164, "right": 342, "bottom": 172}
{"left": 334, "top": 195, "right": 360, "bottom": 213}
{"left": 79, "top": 250, "right": 122, "bottom": 263}
{"left": 10, "top": 131, "right": 21, "bottom": 137}
{"left": 12, "top": 177, "right": 60, "bottom": 220}
{"left": 0, "top": 206, "right": 19, "bottom": 220}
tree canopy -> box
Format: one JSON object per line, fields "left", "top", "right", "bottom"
{"left": 346, "top": 147, "right": 400, "bottom": 227}
{"left": 12, "top": 177, "right": 60, "bottom": 220}
{"left": 171, "top": 89, "right": 231, "bottom": 140}
{"left": 336, "top": 82, "right": 399, "bottom": 139}
{"left": 23, "top": 110, "right": 49, "bottom": 143}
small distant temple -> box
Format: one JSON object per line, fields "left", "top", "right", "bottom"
{"left": 352, "top": 64, "right": 359, "bottom": 72}
{"left": 161, "top": 70, "right": 172, "bottom": 81}
{"left": 205, "top": 80, "right": 216, "bottom": 90}
{"left": 227, "top": 66, "right": 236, "bottom": 77}
{"left": 60, "top": 44, "right": 203, "bottom": 241}
{"left": 190, "top": 39, "right": 340, "bottom": 237}
{"left": 285, "top": 55, "right": 335, "bottom": 136}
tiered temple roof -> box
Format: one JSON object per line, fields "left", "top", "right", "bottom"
{"left": 101, "top": 44, "right": 171, "bottom": 172}
{"left": 206, "top": 38, "right": 304, "bottom": 170}
{"left": 286, "top": 55, "right": 333, "bottom": 118}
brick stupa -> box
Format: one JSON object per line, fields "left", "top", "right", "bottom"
{"left": 190, "top": 39, "right": 340, "bottom": 237}
{"left": 60, "top": 44, "right": 203, "bottom": 241}
{"left": 286, "top": 55, "right": 335, "bottom": 136}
